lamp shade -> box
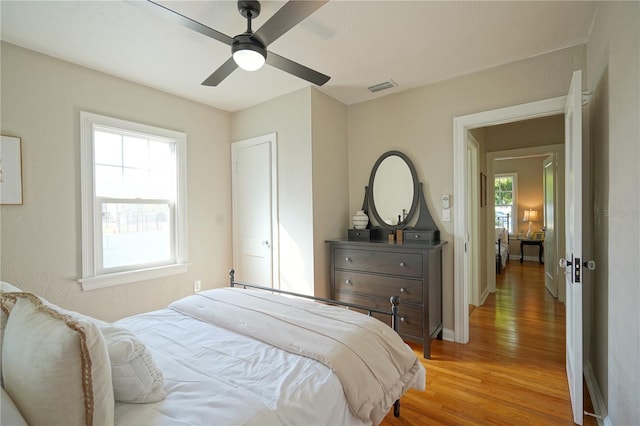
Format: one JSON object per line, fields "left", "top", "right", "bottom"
{"left": 522, "top": 209, "right": 538, "bottom": 222}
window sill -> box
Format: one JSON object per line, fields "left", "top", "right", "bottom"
{"left": 78, "top": 263, "right": 189, "bottom": 291}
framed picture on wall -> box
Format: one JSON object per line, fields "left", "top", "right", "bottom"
{"left": 480, "top": 172, "right": 487, "bottom": 207}
{"left": 1, "top": 135, "right": 23, "bottom": 205}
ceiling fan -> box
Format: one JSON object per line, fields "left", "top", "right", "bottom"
{"left": 132, "top": 0, "right": 330, "bottom": 87}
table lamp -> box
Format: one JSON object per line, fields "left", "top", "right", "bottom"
{"left": 522, "top": 209, "right": 538, "bottom": 238}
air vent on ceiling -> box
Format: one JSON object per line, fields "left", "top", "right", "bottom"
{"left": 368, "top": 80, "right": 397, "bottom": 93}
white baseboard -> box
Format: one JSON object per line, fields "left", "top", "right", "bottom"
{"left": 584, "top": 360, "right": 610, "bottom": 426}
{"left": 442, "top": 328, "right": 455, "bottom": 342}
{"left": 479, "top": 287, "right": 490, "bottom": 305}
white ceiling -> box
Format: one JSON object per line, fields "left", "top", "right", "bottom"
{"left": 1, "top": 1, "right": 597, "bottom": 112}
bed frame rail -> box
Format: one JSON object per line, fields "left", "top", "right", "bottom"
{"left": 229, "top": 269, "right": 403, "bottom": 417}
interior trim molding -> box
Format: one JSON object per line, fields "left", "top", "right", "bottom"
{"left": 452, "top": 96, "right": 566, "bottom": 344}
{"left": 584, "top": 360, "right": 609, "bottom": 426}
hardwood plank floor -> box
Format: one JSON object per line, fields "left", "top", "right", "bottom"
{"left": 382, "top": 261, "right": 596, "bottom": 425}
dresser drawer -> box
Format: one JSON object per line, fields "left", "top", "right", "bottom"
{"left": 334, "top": 292, "right": 423, "bottom": 340}
{"left": 334, "top": 248, "right": 423, "bottom": 278}
{"left": 404, "top": 230, "right": 440, "bottom": 243}
{"left": 334, "top": 270, "right": 422, "bottom": 304}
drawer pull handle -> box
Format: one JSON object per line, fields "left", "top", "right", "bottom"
{"left": 400, "top": 287, "right": 406, "bottom": 293}
{"left": 400, "top": 316, "right": 406, "bottom": 322}
{"left": 399, "top": 261, "right": 406, "bottom": 267}
{"left": 345, "top": 279, "right": 353, "bottom": 286}
{"left": 414, "top": 234, "right": 420, "bottom": 239}
{"left": 345, "top": 257, "right": 352, "bottom": 262}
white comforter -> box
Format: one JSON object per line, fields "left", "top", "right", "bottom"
{"left": 113, "top": 288, "right": 425, "bottom": 426}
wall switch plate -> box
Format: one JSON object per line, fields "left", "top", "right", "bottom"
{"left": 442, "top": 194, "right": 450, "bottom": 209}
{"left": 193, "top": 280, "right": 201, "bottom": 293}
{"left": 443, "top": 208, "right": 451, "bottom": 221}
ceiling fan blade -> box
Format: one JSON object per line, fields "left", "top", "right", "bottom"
{"left": 254, "top": 1, "right": 328, "bottom": 46}
{"left": 266, "top": 52, "right": 330, "bottom": 86}
{"left": 129, "top": 0, "right": 234, "bottom": 46}
{"left": 202, "top": 57, "right": 238, "bottom": 86}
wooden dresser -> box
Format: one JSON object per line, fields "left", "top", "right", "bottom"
{"left": 328, "top": 239, "right": 446, "bottom": 359}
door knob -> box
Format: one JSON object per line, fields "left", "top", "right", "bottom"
{"left": 583, "top": 260, "right": 596, "bottom": 270}
{"left": 559, "top": 258, "right": 572, "bottom": 268}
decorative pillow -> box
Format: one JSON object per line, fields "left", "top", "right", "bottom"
{"left": 99, "top": 324, "right": 166, "bottom": 403}
{"left": 1, "top": 292, "right": 114, "bottom": 426}
{"left": 1, "top": 386, "right": 27, "bottom": 426}
{"left": 1, "top": 282, "right": 23, "bottom": 386}
{"left": 33, "top": 295, "right": 165, "bottom": 403}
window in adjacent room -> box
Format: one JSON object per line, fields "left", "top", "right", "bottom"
{"left": 79, "top": 112, "right": 188, "bottom": 290}
{"left": 494, "top": 173, "right": 517, "bottom": 234}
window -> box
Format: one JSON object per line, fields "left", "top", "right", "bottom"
{"left": 80, "top": 112, "right": 188, "bottom": 290}
{"left": 494, "top": 173, "right": 517, "bottom": 234}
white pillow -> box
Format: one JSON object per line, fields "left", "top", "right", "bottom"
{"left": 1, "top": 386, "right": 27, "bottom": 426}
{"left": 0, "top": 282, "right": 22, "bottom": 293}
{"left": 35, "top": 297, "right": 166, "bottom": 404}
{"left": 1, "top": 283, "right": 23, "bottom": 387}
{"left": 99, "top": 324, "right": 166, "bottom": 403}
{"left": 1, "top": 292, "right": 114, "bottom": 426}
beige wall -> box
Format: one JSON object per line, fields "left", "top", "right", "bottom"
{"left": 347, "top": 44, "right": 585, "bottom": 332}
{"left": 484, "top": 115, "right": 565, "bottom": 152}
{"left": 0, "top": 42, "right": 232, "bottom": 321}
{"left": 586, "top": 2, "right": 639, "bottom": 423}
{"left": 229, "top": 88, "right": 349, "bottom": 298}
{"left": 310, "top": 88, "right": 348, "bottom": 298}
{"left": 230, "top": 88, "right": 315, "bottom": 295}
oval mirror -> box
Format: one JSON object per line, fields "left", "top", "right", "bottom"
{"left": 368, "top": 151, "right": 419, "bottom": 230}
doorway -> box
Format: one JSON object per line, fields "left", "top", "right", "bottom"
{"left": 453, "top": 96, "right": 567, "bottom": 344}
{"left": 231, "top": 133, "right": 279, "bottom": 287}
{"left": 487, "top": 144, "right": 564, "bottom": 300}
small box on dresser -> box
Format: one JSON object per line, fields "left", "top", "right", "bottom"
{"left": 347, "top": 228, "right": 370, "bottom": 241}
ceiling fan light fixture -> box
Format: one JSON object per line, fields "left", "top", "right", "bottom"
{"left": 232, "top": 34, "right": 267, "bottom": 71}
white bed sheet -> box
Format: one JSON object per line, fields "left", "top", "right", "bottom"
{"left": 113, "top": 308, "right": 372, "bottom": 426}
{"left": 495, "top": 227, "right": 509, "bottom": 269}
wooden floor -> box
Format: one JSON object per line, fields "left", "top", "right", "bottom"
{"left": 382, "top": 260, "right": 596, "bottom": 426}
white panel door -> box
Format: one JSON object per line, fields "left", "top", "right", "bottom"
{"left": 232, "top": 134, "right": 278, "bottom": 287}
{"left": 543, "top": 155, "right": 557, "bottom": 297}
{"left": 562, "top": 70, "right": 583, "bottom": 425}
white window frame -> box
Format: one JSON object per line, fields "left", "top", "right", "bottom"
{"left": 494, "top": 173, "right": 518, "bottom": 235}
{"left": 79, "top": 112, "right": 188, "bottom": 290}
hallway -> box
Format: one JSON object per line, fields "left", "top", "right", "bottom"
{"left": 382, "top": 261, "right": 595, "bottom": 425}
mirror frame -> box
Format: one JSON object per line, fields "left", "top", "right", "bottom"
{"left": 367, "top": 150, "right": 419, "bottom": 231}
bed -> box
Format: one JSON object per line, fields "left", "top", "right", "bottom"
{"left": 495, "top": 214, "right": 510, "bottom": 274}
{"left": 1, "top": 273, "right": 425, "bottom": 426}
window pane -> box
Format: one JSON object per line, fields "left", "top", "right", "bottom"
{"left": 122, "top": 168, "right": 149, "bottom": 198}
{"left": 95, "top": 165, "right": 123, "bottom": 197}
{"left": 102, "top": 203, "right": 171, "bottom": 269}
{"left": 123, "top": 136, "right": 149, "bottom": 169}
{"left": 94, "top": 131, "right": 122, "bottom": 166}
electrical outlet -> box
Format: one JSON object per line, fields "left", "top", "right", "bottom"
{"left": 193, "top": 280, "right": 201, "bottom": 293}
{"left": 442, "top": 208, "right": 451, "bottom": 221}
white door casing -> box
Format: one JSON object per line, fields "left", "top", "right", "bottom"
{"left": 453, "top": 73, "right": 584, "bottom": 425}
{"left": 453, "top": 96, "right": 566, "bottom": 344}
{"left": 563, "top": 69, "right": 584, "bottom": 425}
{"left": 544, "top": 155, "right": 558, "bottom": 297}
{"left": 231, "top": 133, "right": 279, "bottom": 288}
{"left": 467, "top": 135, "right": 480, "bottom": 306}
